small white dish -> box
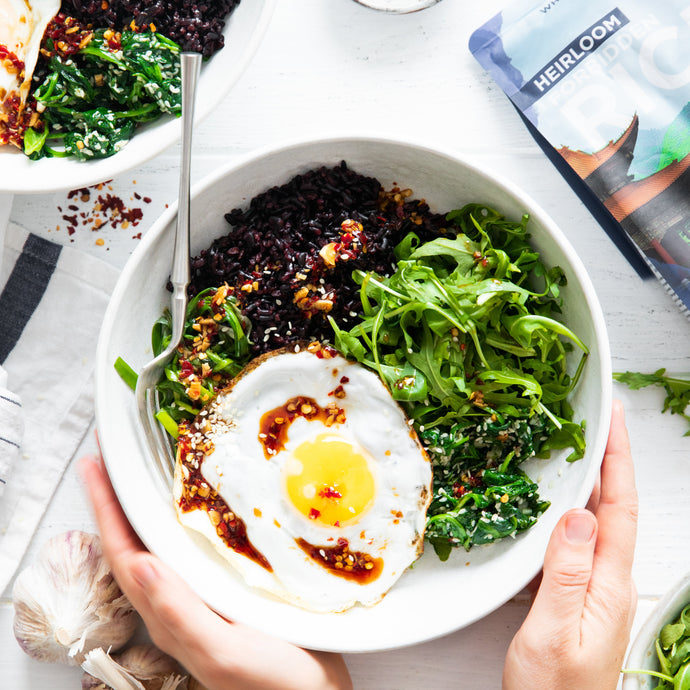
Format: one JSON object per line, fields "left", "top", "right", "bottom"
{"left": 95, "top": 135, "right": 612, "bottom": 653}
{"left": 0, "top": 0, "right": 277, "bottom": 195}
{"left": 624, "top": 573, "right": 690, "bottom": 689}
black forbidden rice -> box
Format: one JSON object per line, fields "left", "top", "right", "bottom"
{"left": 184, "top": 162, "right": 448, "bottom": 358}
{"left": 59, "top": 0, "right": 241, "bottom": 57}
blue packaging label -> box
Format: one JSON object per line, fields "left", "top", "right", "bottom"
{"left": 470, "top": 0, "right": 690, "bottom": 314}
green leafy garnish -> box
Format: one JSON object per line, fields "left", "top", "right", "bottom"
{"left": 614, "top": 369, "right": 690, "bottom": 436}
{"left": 151, "top": 287, "right": 252, "bottom": 430}
{"left": 331, "top": 203, "right": 588, "bottom": 556}
{"left": 623, "top": 603, "right": 690, "bottom": 688}
{"left": 114, "top": 356, "right": 138, "bottom": 391}
{"left": 28, "top": 30, "right": 181, "bottom": 160}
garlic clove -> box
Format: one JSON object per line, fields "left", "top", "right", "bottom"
{"left": 81, "top": 648, "right": 146, "bottom": 690}
{"left": 116, "top": 644, "right": 183, "bottom": 682}
{"left": 81, "top": 647, "right": 188, "bottom": 690}
{"left": 82, "top": 644, "right": 184, "bottom": 690}
{"left": 13, "top": 531, "right": 139, "bottom": 665}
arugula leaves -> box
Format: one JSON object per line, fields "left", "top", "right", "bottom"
{"left": 27, "top": 30, "right": 182, "bottom": 160}
{"left": 624, "top": 603, "right": 690, "bottom": 689}
{"left": 614, "top": 369, "right": 690, "bottom": 436}
{"left": 331, "top": 203, "right": 588, "bottom": 557}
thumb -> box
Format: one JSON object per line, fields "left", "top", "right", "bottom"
{"left": 527, "top": 509, "right": 598, "bottom": 642}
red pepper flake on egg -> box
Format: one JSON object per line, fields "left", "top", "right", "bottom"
{"left": 295, "top": 537, "right": 383, "bottom": 584}
{"left": 176, "top": 419, "right": 273, "bottom": 573}
{"left": 259, "top": 395, "right": 346, "bottom": 459}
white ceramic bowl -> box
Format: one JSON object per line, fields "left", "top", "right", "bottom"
{"left": 353, "top": 0, "right": 443, "bottom": 13}
{"left": 0, "top": 0, "right": 277, "bottom": 194}
{"left": 624, "top": 574, "right": 690, "bottom": 689}
{"left": 95, "top": 136, "right": 612, "bottom": 653}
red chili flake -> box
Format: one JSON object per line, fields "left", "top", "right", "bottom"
{"left": 0, "top": 45, "right": 24, "bottom": 73}
{"left": 179, "top": 359, "right": 194, "bottom": 379}
{"left": 319, "top": 486, "right": 342, "bottom": 499}
{"left": 309, "top": 508, "right": 321, "bottom": 520}
{"left": 453, "top": 483, "right": 467, "bottom": 497}
{"left": 56, "top": 182, "right": 149, "bottom": 236}
{"left": 339, "top": 376, "right": 350, "bottom": 384}
{"left": 315, "top": 345, "right": 338, "bottom": 359}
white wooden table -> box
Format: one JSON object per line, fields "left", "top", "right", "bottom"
{"left": 2, "top": 1, "right": 690, "bottom": 687}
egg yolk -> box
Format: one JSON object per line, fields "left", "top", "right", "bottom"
{"left": 284, "top": 434, "right": 375, "bottom": 527}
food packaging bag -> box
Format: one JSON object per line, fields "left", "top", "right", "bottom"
{"left": 470, "top": 0, "right": 690, "bottom": 316}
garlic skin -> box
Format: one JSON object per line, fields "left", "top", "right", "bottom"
{"left": 13, "top": 531, "right": 139, "bottom": 665}
{"left": 82, "top": 645, "right": 184, "bottom": 690}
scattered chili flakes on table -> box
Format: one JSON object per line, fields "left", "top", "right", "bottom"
{"left": 54, "top": 180, "right": 152, "bottom": 243}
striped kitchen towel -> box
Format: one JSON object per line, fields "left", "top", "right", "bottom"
{"left": 0, "top": 223, "right": 119, "bottom": 594}
{"left": 0, "top": 366, "right": 23, "bottom": 499}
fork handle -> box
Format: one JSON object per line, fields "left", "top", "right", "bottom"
{"left": 170, "top": 53, "right": 202, "bottom": 299}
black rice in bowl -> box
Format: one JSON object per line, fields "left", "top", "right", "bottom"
{"left": 184, "top": 162, "right": 447, "bottom": 356}
{"left": 60, "top": 0, "right": 241, "bottom": 57}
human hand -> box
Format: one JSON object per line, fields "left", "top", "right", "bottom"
{"left": 502, "top": 399, "right": 638, "bottom": 690}
{"left": 79, "top": 453, "right": 353, "bottom": 690}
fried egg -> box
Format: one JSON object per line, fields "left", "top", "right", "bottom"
{"left": 174, "top": 347, "right": 432, "bottom": 613}
{"left": 0, "top": 0, "right": 60, "bottom": 142}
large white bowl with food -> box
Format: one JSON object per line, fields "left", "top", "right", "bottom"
{"left": 95, "top": 136, "right": 612, "bottom": 653}
{"left": 0, "top": 0, "right": 277, "bottom": 194}
{"left": 623, "top": 573, "right": 690, "bottom": 689}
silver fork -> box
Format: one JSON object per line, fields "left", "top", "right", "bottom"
{"left": 135, "top": 52, "right": 201, "bottom": 487}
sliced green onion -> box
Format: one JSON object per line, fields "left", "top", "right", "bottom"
{"left": 114, "top": 357, "right": 138, "bottom": 391}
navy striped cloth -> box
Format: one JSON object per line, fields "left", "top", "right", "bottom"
{"left": 0, "top": 366, "right": 22, "bottom": 496}
{"left": 0, "top": 223, "right": 118, "bottom": 593}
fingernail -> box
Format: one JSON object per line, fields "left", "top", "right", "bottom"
{"left": 565, "top": 512, "right": 596, "bottom": 544}
{"left": 132, "top": 558, "right": 158, "bottom": 588}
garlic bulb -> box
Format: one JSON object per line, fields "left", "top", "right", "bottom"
{"left": 82, "top": 645, "right": 185, "bottom": 690}
{"left": 13, "top": 530, "right": 139, "bottom": 665}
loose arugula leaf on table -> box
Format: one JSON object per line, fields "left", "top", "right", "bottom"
{"left": 26, "top": 30, "right": 182, "bottom": 160}
{"left": 331, "top": 203, "right": 589, "bottom": 556}
{"left": 613, "top": 369, "right": 690, "bottom": 436}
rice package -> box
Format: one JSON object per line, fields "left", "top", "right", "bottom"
{"left": 470, "top": 0, "right": 690, "bottom": 315}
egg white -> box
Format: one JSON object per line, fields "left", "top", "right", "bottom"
{"left": 174, "top": 349, "right": 432, "bottom": 613}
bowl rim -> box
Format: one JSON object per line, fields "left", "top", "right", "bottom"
{"left": 96, "top": 133, "right": 613, "bottom": 652}
{"left": 623, "top": 572, "right": 690, "bottom": 688}
{"left": 352, "top": 0, "right": 443, "bottom": 13}
{"left": 0, "top": 0, "right": 278, "bottom": 195}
